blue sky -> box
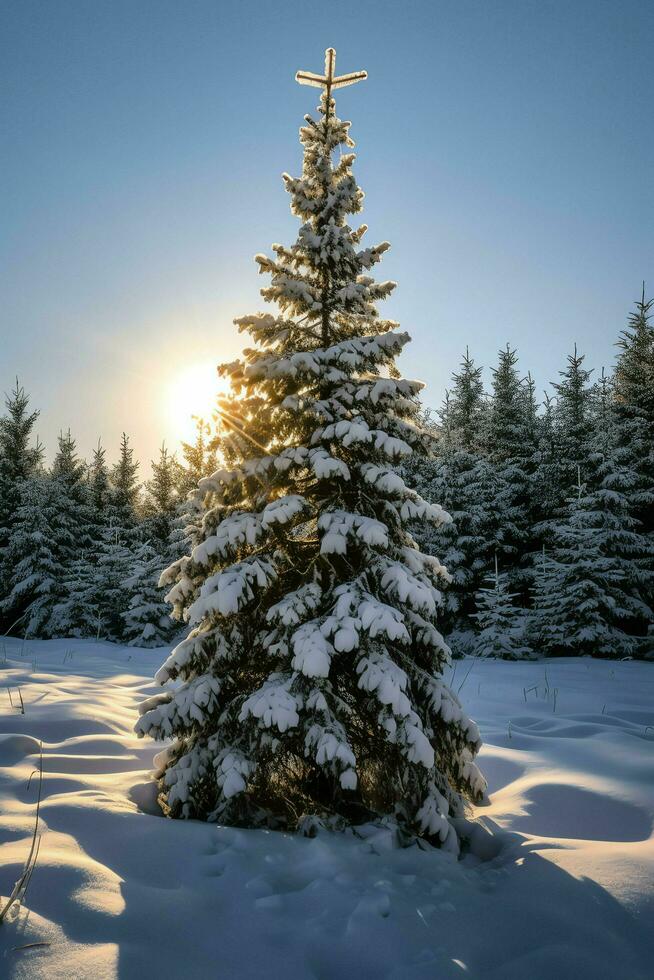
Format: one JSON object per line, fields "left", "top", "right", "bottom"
{"left": 1, "top": 0, "right": 652, "bottom": 471}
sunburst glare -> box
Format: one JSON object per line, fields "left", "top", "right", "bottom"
{"left": 165, "top": 361, "right": 228, "bottom": 445}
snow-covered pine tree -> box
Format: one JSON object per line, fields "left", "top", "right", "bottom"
{"left": 136, "top": 49, "right": 485, "bottom": 847}
{"left": 52, "top": 429, "right": 91, "bottom": 533}
{"left": 535, "top": 346, "right": 594, "bottom": 532}
{"left": 530, "top": 462, "right": 652, "bottom": 658}
{"left": 174, "top": 417, "right": 221, "bottom": 563}
{"left": 86, "top": 523, "right": 133, "bottom": 641}
{"left": 482, "top": 345, "right": 536, "bottom": 594}
{"left": 177, "top": 417, "right": 219, "bottom": 497}
{"left": 612, "top": 288, "right": 654, "bottom": 537}
{"left": 588, "top": 369, "right": 654, "bottom": 645}
{"left": 447, "top": 347, "right": 487, "bottom": 452}
{"left": 33, "top": 431, "right": 95, "bottom": 636}
{"left": 0, "top": 381, "right": 44, "bottom": 622}
{"left": 122, "top": 542, "right": 180, "bottom": 647}
{"left": 142, "top": 444, "right": 182, "bottom": 548}
{"left": 47, "top": 555, "right": 103, "bottom": 639}
{"left": 0, "top": 477, "right": 63, "bottom": 636}
{"left": 473, "top": 557, "right": 532, "bottom": 660}
{"left": 121, "top": 446, "right": 185, "bottom": 646}
{"left": 47, "top": 438, "right": 130, "bottom": 641}
{"left": 2, "top": 430, "right": 96, "bottom": 637}
{"left": 404, "top": 350, "right": 496, "bottom": 640}
{"left": 110, "top": 432, "right": 141, "bottom": 528}
{"left": 88, "top": 440, "right": 111, "bottom": 520}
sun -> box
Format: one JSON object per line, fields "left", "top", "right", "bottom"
{"left": 165, "top": 361, "right": 229, "bottom": 446}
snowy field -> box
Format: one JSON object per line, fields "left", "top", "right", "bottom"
{"left": 0, "top": 639, "right": 653, "bottom": 980}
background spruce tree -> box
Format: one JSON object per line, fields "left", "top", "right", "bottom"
{"left": 482, "top": 346, "right": 536, "bottom": 595}
{"left": 0, "top": 381, "right": 44, "bottom": 622}
{"left": 535, "top": 346, "right": 594, "bottom": 532}
{"left": 48, "top": 555, "right": 102, "bottom": 639}
{"left": 110, "top": 432, "right": 141, "bottom": 527}
{"left": 136, "top": 49, "right": 486, "bottom": 846}
{"left": 612, "top": 289, "right": 654, "bottom": 538}
{"left": 142, "top": 444, "right": 182, "bottom": 548}
{"left": 406, "top": 350, "right": 496, "bottom": 639}
{"left": 178, "top": 417, "right": 219, "bottom": 496}
{"left": 89, "top": 441, "right": 111, "bottom": 519}
{"left": 448, "top": 347, "right": 487, "bottom": 451}
{"left": 0, "top": 478, "right": 61, "bottom": 636}
{"left": 529, "top": 462, "right": 651, "bottom": 658}
{"left": 122, "top": 542, "right": 180, "bottom": 647}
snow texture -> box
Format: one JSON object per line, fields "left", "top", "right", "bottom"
{"left": 1, "top": 639, "right": 652, "bottom": 979}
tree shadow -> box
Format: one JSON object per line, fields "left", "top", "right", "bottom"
{"left": 3, "top": 802, "right": 650, "bottom": 980}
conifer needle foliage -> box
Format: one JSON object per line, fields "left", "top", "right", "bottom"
{"left": 136, "top": 78, "right": 486, "bottom": 846}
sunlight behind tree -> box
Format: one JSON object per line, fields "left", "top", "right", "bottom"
{"left": 164, "top": 361, "right": 227, "bottom": 445}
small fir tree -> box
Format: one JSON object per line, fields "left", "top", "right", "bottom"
{"left": 136, "top": 50, "right": 485, "bottom": 847}
{"left": 473, "top": 557, "right": 532, "bottom": 660}
{"left": 110, "top": 433, "right": 141, "bottom": 526}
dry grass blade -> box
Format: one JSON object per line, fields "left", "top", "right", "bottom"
{"left": 0, "top": 741, "right": 44, "bottom": 925}
{"left": 11, "top": 942, "right": 51, "bottom": 952}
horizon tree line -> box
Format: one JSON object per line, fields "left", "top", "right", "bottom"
{"left": 405, "top": 289, "right": 654, "bottom": 660}
{"left": 0, "top": 291, "right": 652, "bottom": 658}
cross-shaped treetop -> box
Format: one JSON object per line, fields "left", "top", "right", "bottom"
{"left": 296, "top": 47, "right": 367, "bottom": 100}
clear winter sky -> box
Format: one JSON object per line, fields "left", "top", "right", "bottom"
{"left": 2, "top": 0, "right": 652, "bottom": 472}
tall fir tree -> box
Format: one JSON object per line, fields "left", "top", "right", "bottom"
{"left": 136, "top": 50, "right": 485, "bottom": 846}
{"left": 93, "top": 526, "right": 134, "bottom": 641}
{"left": 0, "top": 380, "right": 43, "bottom": 490}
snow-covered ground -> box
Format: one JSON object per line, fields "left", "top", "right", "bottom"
{"left": 1, "top": 640, "right": 652, "bottom": 979}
